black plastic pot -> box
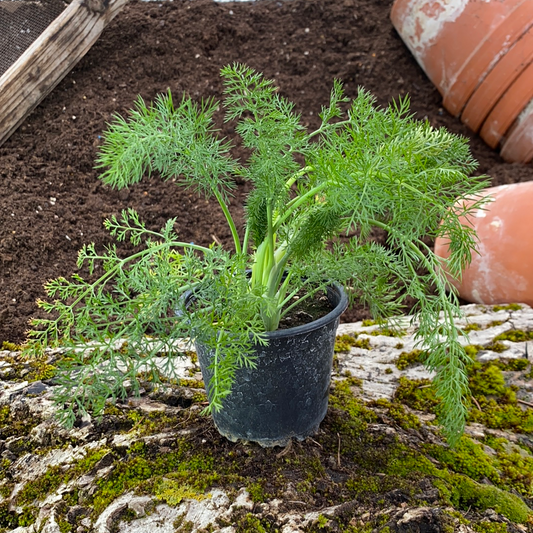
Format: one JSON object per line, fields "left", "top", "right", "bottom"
{"left": 195, "top": 283, "right": 348, "bottom": 447}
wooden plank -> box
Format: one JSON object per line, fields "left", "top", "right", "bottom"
{"left": 0, "top": 0, "right": 129, "bottom": 148}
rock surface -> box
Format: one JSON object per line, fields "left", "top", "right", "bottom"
{"left": 1, "top": 303, "right": 533, "bottom": 532}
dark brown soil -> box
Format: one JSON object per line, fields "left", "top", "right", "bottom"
{"left": 1, "top": 0, "right": 532, "bottom": 344}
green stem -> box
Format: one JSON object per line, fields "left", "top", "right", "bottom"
{"left": 395, "top": 179, "right": 447, "bottom": 213}
{"left": 242, "top": 225, "right": 251, "bottom": 256}
{"left": 284, "top": 165, "right": 313, "bottom": 190}
{"left": 210, "top": 330, "right": 225, "bottom": 412}
{"left": 273, "top": 181, "right": 330, "bottom": 231}
{"left": 278, "top": 280, "right": 325, "bottom": 321}
{"left": 308, "top": 119, "right": 351, "bottom": 139}
{"left": 213, "top": 189, "right": 241, "bottom": 254}
{"left": 266, "top": 203, "right": 275, "bottom": 283}
{"left": 266, "top": 249, "right": 289, "bottom": 297}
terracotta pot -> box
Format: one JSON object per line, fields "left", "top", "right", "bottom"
{"left": 500, "top": 99, "right": 533, "bottom": 164}
{"left": 390, "top": 0, "right": 531, "bottom": 117}
{"left": 434, "top": 182, "right": 533, "bottom": 307}
{"left": 391, "top": 0, "right": 533, "bottom": 162}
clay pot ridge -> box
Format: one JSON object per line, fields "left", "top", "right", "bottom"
{"left": 391, "top": 0, "right": 533, "bottom": 163}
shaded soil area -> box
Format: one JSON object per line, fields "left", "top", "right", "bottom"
{"left": 1, "top": 0, "right": 532, "bottom": 343}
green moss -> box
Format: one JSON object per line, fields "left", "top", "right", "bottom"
{"left": 16, "top": 446, "right": 112, "bottom": 511}
{"left": 334, "top": 334, "right": 370, "bottom": 353}
{"left": 25, "top": 357, "right": 57, "bottom": 381}
{"left": 91, "top": 455, "right": 157, "bottom": 513}
{"left": 388, "top": 403, "right": 421, "bottom": 430}
{"left": 0, "top": 480, "right": 12, "bottom": 499}
{"left": 484, "top": 341, "right": 509, "bottom": 353}
{"left": 126, "top": 409, "right": 182, "bottom": 437}
{"left": 154, "top": 478, "right": 208, "bottom": 506}
{"left": 465, "top": 342, "right": 513, "bottom": 357}
{"left": 304, "top": 374, "right": 533, "bottom": 526}
{"left": 469, "top": 363, "right": 508, "bottom": 397}
{"left": 173, "top": 513, "right": 195, "bottom": 532}
{"left": 371, "top": 398, "right": 420, "bottom": 430}
{"left": 0, "top": 503, "right": 31, "bottom": 530}
{"left": 345, "top": 474, "right": 382, "bottom": 496}
{"left": 75, "top": 447, "right": 111, "bottom": 473}
{"left": 10, "top": 353, "right": 533, "bottom": 532}
{"left": 1, "top": 341, "right": 22, "bottom": 351}
{"left": 353, "top": 338, "right": 371, "bottom": 350}
{"left": 395, "top": 349, "right": 425, "bottom": 370}
{"left": 232, "top": 513, "right": 276, "bottom": 533}
{"left": 467, "top": 361, "right": 533, "bottom": 432}
{"left": 462, "top": 323, "right": 482, "bottom": 334}
{"left": 0, "top": 349, "right": 56, "bottom": 382}
{"left": 470, "top": 399, "right": 533, "bottom": 433}
{"left": 17, "top": 465, "right": 67, "bottom": 505}
{"left": 473, "top": 523, "right": 508, "bottom": 533}
{"left": 385, "top": 446, "right": 437, "bottom": 478}
{"left": 494, "top": 330, "right": 533, "bottom": 343}
{"left": 57, "top": 517, "right": 73, "bottom": 533}
{"left": 86, "top": 442, "right": 225, "bottom": 514}
{"left": 103, "top": 403, "right": 124, "bottom": 417}
{"left": 0, "top": 406, "right": 9, "bottom": 425}
{"left": 343, "top": 375, "right": 363, "bottom": 388}
{"left": 496, "top": 447, "right": 533, "bottom": 497}
{"left": 186, "top": 350, "right": 198, "bottom": 365}
{"left": 385, "top": 443, "right": 532, "bottom": 524}
{"left": 317, "top": 514, "right": 329, "bottom": 529}
{"left": 191, "top": 390, "right": 208, "bottom": 404}
{"left": 335, "top": 334, "right": 356, "bottom": 352}
{"left": 495, "top": 358, "right": 530, "bottom": 372}
{"left": 179, "top": 378, "right": 205, "bottom": 388}
{"left": 361, "top": 319, "right": 377, "bottom": 327}
{"left": 426, "top": 436, "right": 499, "bottom": 483}
{"left": 370, "top": 327, "right": 405, "bottom": 338}
{"left": 393, "top": 377, "right": 440, "bottom": 413}
{"left": 465, "top": 345, "right": 483, "bottom": 358}
{"left": 452, "top": 476, "right": 530, "bottom": 523}
{"left": 62, "top": 489, "right": 80, "bottom": 508}
{"left": 492, "top": 304, "right": 522, "bottom": 312}
{"left": 246, "top": 480, "right": 269, "bottom": 503}
{"left": 422, "top": 428, "right": 533, "bottom": 514}
{"left": 329, "top": 379, "right": 377, "bottom": 434}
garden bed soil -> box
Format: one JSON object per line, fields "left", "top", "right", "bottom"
{"left": 1, "top": 0, "right": 533, "bottom": 344}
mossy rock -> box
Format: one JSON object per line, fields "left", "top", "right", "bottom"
{"left": 452, "top": 476, "right": 531, "bottom": 524}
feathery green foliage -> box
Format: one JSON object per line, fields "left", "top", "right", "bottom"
{"left": 26, "top": 64, "right": 488, "bottom": 443}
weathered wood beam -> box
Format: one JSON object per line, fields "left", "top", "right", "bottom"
{"left": 0, "top": 0, "right": 129, "bottom": 148}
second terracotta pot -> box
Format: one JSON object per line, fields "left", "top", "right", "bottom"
{"left": 434, "top": 181, "right": 533, "bottom": 307}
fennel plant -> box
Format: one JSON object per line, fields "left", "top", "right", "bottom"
{"left": 27, "top": 64, "right": 488, "bottom": 443}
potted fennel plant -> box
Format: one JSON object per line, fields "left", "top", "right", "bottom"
{"left": 27, "top": 64, "right": 487, "bottom": 446}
